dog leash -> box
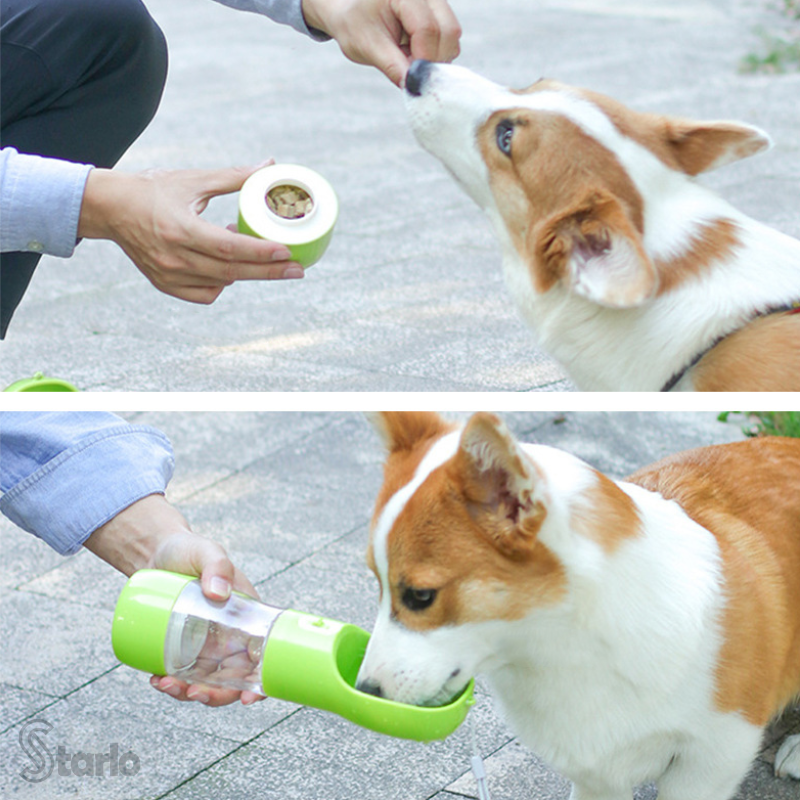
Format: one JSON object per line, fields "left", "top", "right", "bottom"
{"left": 660, "top": 301, "right": 800, "bottom": 392}
{"left": 469, "top": 706, "right": 493, "bottom": 800}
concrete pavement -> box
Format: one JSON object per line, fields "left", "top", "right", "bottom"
{"left": 1, "top": 0, "right": 799, "bottom": 390}
{"left": 1, "top": 410, "right": 798, "bottom": 799}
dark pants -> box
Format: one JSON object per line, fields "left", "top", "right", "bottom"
{"left": 0, "top": 0, "right": 168, "bottom": 337}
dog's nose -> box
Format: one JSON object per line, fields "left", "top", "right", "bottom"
{"left": 356, "top": 678, "right": 384, "bottom": 698}
{"left": 405, "top": 59, "right": 432, "bottom": 97}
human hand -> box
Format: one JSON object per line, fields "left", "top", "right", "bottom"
{"left": 77, "top": 162, "right": 304, "bottom": 304}
{"left": 302, "top": 0, "right": 461, "bottom": 86}
{"left": 146, "top": 528, "right": 264, "bottom": 707}
{"left": 83, "top": 494, "right": 264, "bottom": 706}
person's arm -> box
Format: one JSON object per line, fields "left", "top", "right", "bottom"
{"left": 0, "top": 412, "right": 261, "bottom": 706}
{"left": 0, "top": 412, "right": 175, "bottom": 554}
{"left": 0, "top": 147, "right": 92, "bottom": 258}
{"left": 212, "top": 0, "right": 462, "bottom": 86}
{"left": 1, "top": 148, "right": 303, "bottom": 305}
{"left": 211, "top": 0, "right": 330, "bottom": 39}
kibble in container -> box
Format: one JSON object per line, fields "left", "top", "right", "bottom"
{"left": 238, "top": 164, "right": 339, "bottom": 268}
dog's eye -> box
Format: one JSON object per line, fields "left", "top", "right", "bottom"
{"left": 496, "top": 120, "right": 515, "bottom": 156}
{"left": 401, "top": 588, "right": 437, "bottom": 612}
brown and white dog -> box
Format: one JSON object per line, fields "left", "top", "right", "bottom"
{"left": 357, "top": 411, "right": 800, "bottom": 799}
{"left": 404, "top": 61, "right": 800, "bottom": 391}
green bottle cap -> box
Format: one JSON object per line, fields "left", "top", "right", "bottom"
{"left": 112, "top": 570, "right": 196, "bottom": 676}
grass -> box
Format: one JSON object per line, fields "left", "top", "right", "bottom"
{"left": 719, "top": 411, "right": 800, "bottom": 438}
{"left": 741, "top": 34, "right": 800, "bottom": 72}
{"left": 741, "top": 1, "right": 800, "bottom": 73}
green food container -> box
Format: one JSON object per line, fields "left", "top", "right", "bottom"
{"left": 237, "top": 164, "right": 338, "bottom": 268}
{"left": 112, "top": 570, "right": 473, "bottom": 741}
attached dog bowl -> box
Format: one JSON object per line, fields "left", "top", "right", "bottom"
{"left": 262, "top": 609, "right": 475, "bottom": 741}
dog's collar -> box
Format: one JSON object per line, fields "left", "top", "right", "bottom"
{"left": 660, "top": 301, "right": 800, "bottom": 392}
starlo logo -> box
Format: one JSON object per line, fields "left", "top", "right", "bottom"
{"left": 18, "top": 719, "right": 54, "bottom": 783}
{"left": 18, "top": 718, "right": 141, "bottom": 782}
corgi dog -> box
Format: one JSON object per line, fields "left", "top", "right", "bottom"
{"left": 403, "top": 61, "right": 800, "bottom": 391}
{"left": 357, "top": 411, "right": 800, "bottom": 799}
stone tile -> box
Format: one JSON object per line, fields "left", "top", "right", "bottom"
{"left": 19, "top": 550, "right": 128, "bottom": 612}
{"left": 0, "top": 684, "right": 58, "bottom": 735}
{"left": 0, "top": 688, "right": 242, "bottom": 800}
{"left": 165, "top": 689, "right": 511, "bottom": 800}
{"left": 0, "top": 518, "right": 66, "bottom": 590}
{"left": 0, "top": 592, "right": 117, "bottom": 697}
{"left": 503, "top": 410, "right": 746, "bottom": 477}
{"left": 179, "top": 415, "right": 382, "bottom": 561}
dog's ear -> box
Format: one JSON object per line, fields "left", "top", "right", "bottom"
{"left": 366, "top": 411, "right": 453, "bottom": 453}
{"left": 455, "top": 412, "right": 548, "bottom": 557}
{"left": 532, "top": 188, "right": 658, "bottom": 308}
{"left": 663, "top": 118, "right": 772, "bottom": 176}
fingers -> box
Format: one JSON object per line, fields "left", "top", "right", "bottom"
{"left": 188, "top": 218, "right": 295, "bottom": 270}
{"left": 400, "top": 0, "right": 461, "bottom": 64}
{"left": 311, "top": 0, "right": 461, "bottom": 86}
{"left": 150, "top": 676, "right": 263, "bottom": 707}
{"left": 127, "top": 226, "right": 305, "bottom": 305}
{"left": 372, "top": 0, "right": 459, "bottom": 86}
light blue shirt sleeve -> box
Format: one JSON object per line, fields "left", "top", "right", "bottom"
{"left": 0, "top": 413, "right": 174, "bottom": 556}
{"left": 0, "top": 148, "right": 92, "bottom": 257}
{"left": 211, "top": 0, "right": 330, "bottom": 40}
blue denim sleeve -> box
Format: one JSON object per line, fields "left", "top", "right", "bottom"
{"left": 0, "top": 413, "right": 174, "bottom": 555}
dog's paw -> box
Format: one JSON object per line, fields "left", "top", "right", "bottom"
{"left": 775, "top": 734, "right": 800, "bottom": 779}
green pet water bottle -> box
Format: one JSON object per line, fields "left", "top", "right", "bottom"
{"left": 112, "top": 570, "right": 473, "bottom": 741}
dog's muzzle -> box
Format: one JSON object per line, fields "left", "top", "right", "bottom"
{"left": 405, "top": 59, "right": 434, "bottom": 97}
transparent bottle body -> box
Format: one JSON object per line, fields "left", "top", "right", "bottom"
{"left": 163, "top": 581, "right": 283, "bottom": 694}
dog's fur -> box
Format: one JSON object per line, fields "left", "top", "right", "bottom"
{"left": 404, "top": 61, "right": 800, "bottom": 391}
{"left": 357, "top": 411, "right": 800, "bottom": 799}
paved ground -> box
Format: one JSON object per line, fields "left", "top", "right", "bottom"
{"left": 1, "top": 411, "right": 799, "bottom": 799}
{"left": 1, "top": 0, "right": 800, "bottom": 391}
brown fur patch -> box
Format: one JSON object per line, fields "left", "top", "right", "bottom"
{"left": 367, "top": 412, "right": 456, "bottom": 579}
{"left": 384, "top": 458, "right": 566, "bottom": 632}
{"left": 369, "top": 412, "right": 457, "bottom": 525}
{"left": 654, "top": 219, "right": 741, "bottom": 295}
{"left": 628, "top": 438, "right": 800, "bottom": 725}
{"left": 690, "top": 311, "right": 800, "bottom": 391}
{"left": 571, "top": 470, "right": 642, "bottom": 553}
{"left": 562, "top": 84, "right": 767, "bottom": 176}
{"left": 476, "top": 106, "right": 645, "bottom": 295}
{"left": 479, "top": 82, "right": 748, "bottom": 297}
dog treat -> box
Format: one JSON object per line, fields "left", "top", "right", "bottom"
{"left": 266, "top": 184, "right": 313, "bottom": 219}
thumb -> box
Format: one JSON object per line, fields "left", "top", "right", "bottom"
{"left": 199, "top": 556, "right": 235, "bottom": 601}
{"left": 383, "top": 55, "right": 410, "bottom": 88}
